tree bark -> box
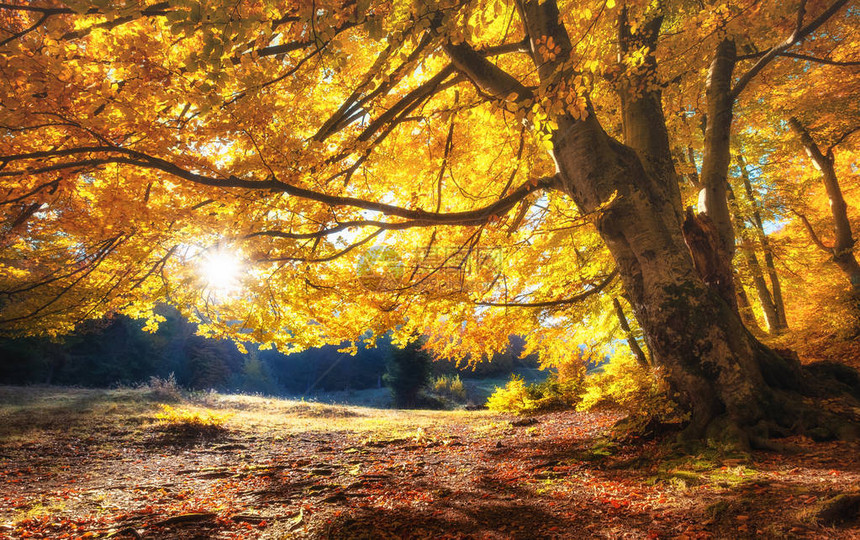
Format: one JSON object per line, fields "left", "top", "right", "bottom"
{"left": 615, "top": 9, "right": 682, "bottom": 223}
{"left": 549, "top": 110, "right": 807, "bottom": 441}
{"left": 615, "top": 12, "right": 735, "bottom": 315}
{"left": 677, "top": 39, "right": 740, "bottom": 310}
{"left": 698, "top": 40, "right": 738, "bottom": 266}
{"left": 789, "top": 118, "right": 860, "bottom": 293}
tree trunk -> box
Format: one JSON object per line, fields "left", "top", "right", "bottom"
{"left": 549, "top": 111, "right": 809, "bottom": 441}
{"left": 790, "top": 118, "right": 860, "bottom": 293}
{"left": 698, "top": 39, "right": 738, "bottom": 266}
{"left": 735, "top": 271, "right": 766, "bottom": 337}
{"left": 673, "top": 39, "right": 740, "bottom": 311}
{"left": 737, "top": 155, "right": 788, "bottom": 329}
{"left": 615, "top": 9, "right": 682, "bottom": 223}
{"left": 615, "top": 13, "right": 735, "bottom": 315}
{"left": 612, "top": 296, "right": 650, "bottom": 368}
{"left": 728, "top": 184, "right": 782, "bottom": 333}
{"left": 739, "top": 240, "right": 781, "bottom": 332}
{"left": 454, "top": 0, "right": 858, "bottom": 444}
{"left": 553, "top": 116, "right": 860, "bottom": 444}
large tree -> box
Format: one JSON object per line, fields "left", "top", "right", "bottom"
{"left": 1, "top": 0, "right": 858, "bottom": 443}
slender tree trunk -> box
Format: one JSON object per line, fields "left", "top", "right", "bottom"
{"left": 738, "top": 235, "right": 781, "bottom": 332}
{"left": 728, "top": 184, "right": 782, "bottom": 333}
{"left": 680, "top": 145, "right": 703, "bottom": 189}
{"left": 789, "top": 118, "right": 860, "bottom": 293}
{"left": 612, "top": 296, "right": 650, "bottom": 368}
{"left": 737, "top": 155, "right": 788, "bottom": 329}
{"left": 735, "top": 270, "right": 766, "bottom": 336}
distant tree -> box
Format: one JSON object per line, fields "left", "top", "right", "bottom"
{"left": 236, "top": 351, "right": 280, "bottom": 395}
{"left": 184, "top": 338, "right": 241, "bottom": 390}
{"left": 0, "top": 337, "right": 63, "bottom": 385}
{"left": 384, "top": 339, "right": 433, "bottom": 409}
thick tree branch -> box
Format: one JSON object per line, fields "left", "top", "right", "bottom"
{"left": 731, "top": 0, "right": 850, "bottom": 99}
{"left": 357, "top": 65, "right": 456, "bottom": 142}
{"left": 0, "top": 147, "right": 555, "bottom": 226}
{"left": 443, "top": 41, "right": 533, "bottom": 102}
{"left": 314, "top": 37, "right": 527, "bottom": 142}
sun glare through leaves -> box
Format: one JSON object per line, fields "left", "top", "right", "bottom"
{"left": 200, "top": 249, "right": 244, "bottom": 295}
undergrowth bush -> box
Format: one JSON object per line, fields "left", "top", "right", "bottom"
{"left": 486, "top": 371, "right": 583, "bottom": 414}
{"left": 431, "top": 374, "right": 467, "bottom": 403}
{"left": 140, "top": 373, "right": 182, "bottom": 402}
{"left": 153, "top": 404, "right": 232, "bottom": 435}
{"left": 485, "top": 353, "right": 683, "bottom": 427}
{"left": 577, "top": 355, "right": 683, "bottom": 428}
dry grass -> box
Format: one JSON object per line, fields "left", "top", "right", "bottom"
{"left": 0, "top": 385, "right": 497, "bottom": 446}
{"left": 0, "top": 386, "right": 156, "bottom": 445}
{"left": 194, "top": 391, "right": 493, "bottom": 439}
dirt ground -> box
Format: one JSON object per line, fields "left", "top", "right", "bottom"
{"left": 1, "top": 387, "right": 859, "bottom": 539}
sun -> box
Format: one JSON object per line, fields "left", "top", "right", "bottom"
{"left": 200, "top": 249, "right": 244, "bottom": 292}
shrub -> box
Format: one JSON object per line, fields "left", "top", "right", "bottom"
{"left": 486, "top": 375, "right": 534, "bottom": 413}
{"left": 577, "top": 354, "right": 682, "bottom": 426}
{"left": 432, "top": 374, "right": 467, "bottom": 403}
{"left": 486, "top": 372, "right": 581, "bottom": 414}
{"left": 141, "top": 373, "right": 182, "bottom": 402}
{"left": 153, "top": 404, "right": 231, "bottom": 435}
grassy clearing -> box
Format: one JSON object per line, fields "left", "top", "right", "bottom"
{"left": 0, "top": 385, "right": 500, "bottom": 446}
{"left": 196, "top": 391, "right": 497, "bottom": 439}
{"left": 0, "top": 386, "right": 157, "bottom": 444}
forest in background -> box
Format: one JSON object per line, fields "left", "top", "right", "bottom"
{"left": 0, "top": 306, "right": 539, "bottom": 399}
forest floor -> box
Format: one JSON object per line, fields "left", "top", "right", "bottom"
{"left": 1, "top": 385, "right": 859, "bottom": 539}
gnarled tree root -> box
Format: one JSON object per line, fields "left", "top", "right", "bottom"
{"left": 677, "top": 353, "right": 860, "bottom": 452}
{"left": 799, "top": 493, "right": 860, "bottom": 527}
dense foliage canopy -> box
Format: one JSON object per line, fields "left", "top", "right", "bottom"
{"left": 1, "top": 0, "right": 857, "bottom": 386}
